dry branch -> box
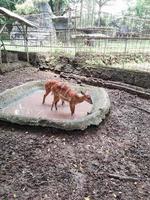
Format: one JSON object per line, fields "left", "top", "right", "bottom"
{"left": 60, "top": 72, "right": 150, "bottom": 100}
{"left": 97, "top": 172, "right": 150, "bottom": 181}
{"left": 107, "top": 173, "right": 150, "bottom": 181}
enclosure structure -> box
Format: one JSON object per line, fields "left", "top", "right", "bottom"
{"left": 1, "top": 15, "right": 149, "bottom": 56}
{"left": 11, "top": 1, "right": 57, "bottom": 47}
{"left": 0, "top": 7, "right": 37, "bottom": 63}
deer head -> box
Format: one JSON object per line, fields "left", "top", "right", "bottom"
{"left": 81, "top": 91, "right": 93, "bottom": 104}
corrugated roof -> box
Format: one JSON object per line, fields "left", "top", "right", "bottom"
{"left": 0, "top": 7, "right": 37, "bottom": 28}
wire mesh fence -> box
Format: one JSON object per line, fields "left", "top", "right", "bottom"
{"left": 0, "top": 25, "right": 150, "bottom": 72}
{"left": 1, "top": 27, "right": 150, "bottom": 54}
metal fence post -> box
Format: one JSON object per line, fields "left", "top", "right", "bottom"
{"left": 123, "top": 38, "right": 128, "bottom": 68}
{"left": 124, "top": 38, "right": 128, "bottom": 54}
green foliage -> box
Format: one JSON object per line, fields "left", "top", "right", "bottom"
{"left": 15, "top": 0, "right": 38, "bottom": 14}
{"left": 15, "top": 0, "right": 70, "bottom": 15}
{"left": 50, "top": 0, "right": 70, "bottom": 15}
{"left": 85, "top": 59, "right": 106, "bottom": 67}
{"left": 136, "top": 0, "right": 144, "bottom": 16}
{"left": 1, "top": 32, "right": 10, "bottom": 40}
{"left": 95, "top": 17, "right": 106, "bottom": 27}
{"left": 0, "top": 16, "right": 6, "bottom": 24}
{"left": 33, "top": 0, "right": 49, "bottom": 3}
{"left": 0, "top": 0, "right": 24, "bottom": 11}
{"left": 127, "top": 0, "right": 150, "bottom": 17}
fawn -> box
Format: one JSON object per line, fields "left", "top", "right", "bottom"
{"left": 51, "top": 82, "right": 93, "bottom": 115}
{"left": 42, "top": 80, "right": 59, "bottom": 104}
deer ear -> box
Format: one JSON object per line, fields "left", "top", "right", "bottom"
{"left": 81, "top": 91, "right": 86, "bottom": 95}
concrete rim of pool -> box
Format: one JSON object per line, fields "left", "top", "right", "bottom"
{"left": 0, "top": 81, "right": 110, "bottom": 130}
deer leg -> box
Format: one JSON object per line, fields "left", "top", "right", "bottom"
{"left": 51, "top": 95, "right": 59, "bottom": 111}
{"left": 70, "top": 103, "right": 75, "bottom": 116}
{"left": 42, "top": 90, "right": 50, "bottom": 104}
{"left": 51, "top": 100, "right": 54, "bottom": 110}
{"left": 54, "top": 96, "right": 60, "bottom": 110}
{"left": 51, "top": 94, "right": 55, "bottom": 110}
{"left": 62, "top": 100, "right": 65, "bottom": 106}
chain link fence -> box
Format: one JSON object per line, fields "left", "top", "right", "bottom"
{"left": 0, "top": 25, "right": 149, "bottom": 54}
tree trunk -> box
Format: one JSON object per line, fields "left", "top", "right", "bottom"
{"left": 91, "top": 0, "right": 95, "bottom": 26}
{"left": 87, "top": 0, "right": 91, "bottom": 26}
{"left": 80, "top": 0, "right": 83, "bottom": 27}
{"left": 55, "top": 0, "right": 60, "bottom": 15}
{"left": 49, "top": 0, "right": 54, "bottom": 12}
{"left": 98, "top": 2, "right": 102, "bottom": 27}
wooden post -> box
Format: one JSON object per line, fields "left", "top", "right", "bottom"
{"left": 67, "top": 7, "right": 71, "bottom": 45}
{"left": 0, "top": 34, "right": 2, "bottom": 64}
{"left": 124, "top": 38, "right": 128, "bottom": 54}
{"left": 18, "top": 24, "right": 29, "bottom": 62}
{"left": 0, "top": 24, "right": 7, "bottom": 64}
{"left": 74, "top": 6, "right": 77, "bottom": 55}
{"left": 25, "top": 26, "right": 29, "bottom": 62}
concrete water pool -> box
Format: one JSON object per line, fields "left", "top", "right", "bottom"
{"left": 0, "top": 81, "right": 110, "bottom": 130}
{"left": 2, "top": 90, "right": 93, "bottom": 120}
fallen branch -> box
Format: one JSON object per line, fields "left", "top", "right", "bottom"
{"left": 60, "top": 72, "right": 150, "bottom": 100}
{"left": 107, "top": 173, "right": 148, "bottom": 181}
{"left": 97, "top": 172, "right": 150, "bottom": 182}
{"left": 129, "top": 104, "right": 150, "bottom": 114}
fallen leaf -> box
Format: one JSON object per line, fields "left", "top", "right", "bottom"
{"left": 113, "top": 193, "right": 117, "bottom": 198}
{"left": 84, "top": 196, "right": 90, "bottom": 200}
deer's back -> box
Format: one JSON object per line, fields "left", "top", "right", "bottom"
{"left": 52, "top": 83, "right": 77, "bottom": 102}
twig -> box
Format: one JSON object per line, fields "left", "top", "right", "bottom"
{"left": 98, "top": 172, "right": 150, "bottom": 182}
{"left": 107, "top": 173, "right": 148, "bottom": 181}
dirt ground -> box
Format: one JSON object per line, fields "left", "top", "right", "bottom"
{"left": 0, "top": 67, "right": 150, "bottom": 200}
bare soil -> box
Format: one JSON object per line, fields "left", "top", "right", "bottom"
{"left": 0, "top": 67, "right": 150, "bottom": 200}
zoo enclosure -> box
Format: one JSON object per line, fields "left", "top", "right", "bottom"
{"left": 1, "top": 25, "right": 150, "bottom": 55}
{"left": 1, "top": 4, "right": 150, "bottom": 56}
{"left": 0, "top": 5, "right": 150, "bottom": 73}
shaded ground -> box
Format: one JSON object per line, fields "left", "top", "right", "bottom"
{"left": 0, "top": 67, "right": 150, "bottom": 200}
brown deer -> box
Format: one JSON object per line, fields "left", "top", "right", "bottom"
{"left": 51, "top": 82, "right": 93, "bottom": 115}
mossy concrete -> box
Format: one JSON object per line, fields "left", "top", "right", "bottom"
{"left": 0, "top": 81, "right": 110, "bottom": 130}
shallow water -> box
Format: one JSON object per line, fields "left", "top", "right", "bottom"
{"left": 3, "top": 90, "right": 92, "bottom": 120}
